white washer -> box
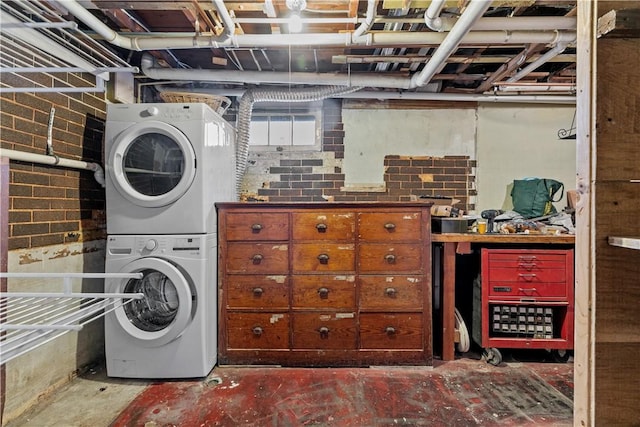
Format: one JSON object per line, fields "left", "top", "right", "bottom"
{"left": 104, "top": 233, "right": 216, "bottom": 378}
{"left": 105, "top": 103, "right": 236, "bottom": 235}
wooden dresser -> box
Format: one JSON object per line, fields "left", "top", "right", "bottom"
{"left": 216, "top": 202, "right": 432, "bottom": 366}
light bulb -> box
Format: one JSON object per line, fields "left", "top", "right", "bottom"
{"left": 289, "top": 13, "right": 302, "bottom": 33}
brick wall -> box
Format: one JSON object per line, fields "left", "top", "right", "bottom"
{"left": 242, "top": 99, "right": 476, "bottom": 212}
{"left": 0, "top": 73, "right": 107, "bottom": 250}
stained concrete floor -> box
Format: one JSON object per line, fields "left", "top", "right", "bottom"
{"left": 5, "top": 350, "right": 573, "bottom": 427}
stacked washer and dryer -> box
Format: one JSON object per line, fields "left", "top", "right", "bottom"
{"left": 103, "top": 103, "right": 236, "bottom": 378}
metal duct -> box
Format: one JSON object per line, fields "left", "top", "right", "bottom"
{"left": 235, "top": 86, "right": 362, "bottom": 193}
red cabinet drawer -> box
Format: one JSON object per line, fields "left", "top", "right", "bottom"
{"left": 487, "top": 281, "right": 568, "bottom": 299}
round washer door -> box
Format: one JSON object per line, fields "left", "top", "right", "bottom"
{"left": 109, "top": 121, "right": 196, "bottom": 208}
{"left": 112, "top": 257, "right": 194, "bottom": 347}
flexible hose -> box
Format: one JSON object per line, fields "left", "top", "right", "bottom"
{"left": 235, "top": 85, "right": 363, "bottom": 194}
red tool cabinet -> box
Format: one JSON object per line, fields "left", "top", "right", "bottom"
{"left": 473, "top": 248, "right": 574, "bottom": 365}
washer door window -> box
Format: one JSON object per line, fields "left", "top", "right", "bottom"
{"left": 114, "top": 257, "right": 195, "bottom": 347}
{"left": 109, "top": 121, "right": 196, "bottom": 208}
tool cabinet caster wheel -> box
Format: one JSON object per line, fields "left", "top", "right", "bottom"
{"left": 483, "top": 348, "right": 502, "bottom": 366}
{"left": 550, "top": 349, "right": 572, "bottom": 363}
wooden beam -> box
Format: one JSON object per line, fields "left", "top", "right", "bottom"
{"left": 597, "top": 9, "right": 640, "bottom": 38}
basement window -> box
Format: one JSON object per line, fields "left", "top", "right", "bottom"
{"left": 249, "top": 110, "right": 321, "bottom": 151}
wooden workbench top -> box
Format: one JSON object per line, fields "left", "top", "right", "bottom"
{"left": 431, "top": 233, "right": 575, "bottom": 244}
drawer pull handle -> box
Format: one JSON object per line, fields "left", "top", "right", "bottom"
{"left": 518, "top": 256, "right": 537, "bottom": 261}
{"left": 519, "top": 273, "right": 536, "bottom": 281}
{"left": 317, "top": 253, "right": 330, "bottom": 264}
{"left": 518, "top": 263, "right": 536, "bottom": 270}
{"left": 385, "top": 287, "right": 397, "bottom": 297}
{"left": 316, "top": 223, "right": 328, "bottom": 232}
{"left": 384, "top": 223, "right": 396, "bottom": 231}
{"left": 385, "top": 326, "right": 396, "bottom": 335}
{"left": 251, "top": 223, "right": 263, "bottom": 232}
{"left": 252, "top": 326, "right": 263, "bottom": 336}
{"left": 319, "top": 326, "right": 330, "bottom": 338}
{"left": 252, "top": 287, "right": 264, "bottom": 296}
{"left": 384, "top": 254, "right": 396, "bottom": 264}
{"left": 252, "top": 254, "right": 264, "bottom": 264}
{"left": 519, "top": 287, "right": 538, "bottom": 294}
{"left": 317, "top": 287, "right": 330, "bottom": 298}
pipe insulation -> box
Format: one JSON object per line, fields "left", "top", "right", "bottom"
{"left": 235, "top": 86, "right": 362, "bottom": 193}
{"left": 0, "top": 148, "right": 105, "bottom": 187}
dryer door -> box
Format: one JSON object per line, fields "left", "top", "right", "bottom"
{"left": 109, "top": 121, "right": 196, "bottom": 208}
{"left": 112, "top": 257, "right": 195, "bottom": 347}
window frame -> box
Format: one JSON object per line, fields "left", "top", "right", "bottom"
{"left": 248, "top": 106, "right": 322, "bottom": 152}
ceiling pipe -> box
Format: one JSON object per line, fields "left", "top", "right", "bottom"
{"left": 424, "top": 0, "right": 446, "bottom": 32}
{"left": 59, "top": 0, "right": 235, "bottom": 50}
{"left": 410, "top": 0, "right": 492, "bottom": 89}
{"left": 158, "top": 87, "right": 575, "bottom": 105}
{"left": 0, "top": 148, "right": 105, "bottom": 187}
{"left": 507, "top": 43, "right": 571, "bottom": 83}
{"left": 60, "top": 0, "right": 575, "bottom": 50}
{"left": 352, "top": 0, "right": 378, "bottom": 42}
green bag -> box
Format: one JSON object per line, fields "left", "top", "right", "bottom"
{"left": 511, "top": 178, "right": 564, "bottom": 218}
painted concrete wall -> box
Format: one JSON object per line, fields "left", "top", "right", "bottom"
{"left": 342, "top": 109, "right": 477, "bottom": 190}
{"left": 340, "top": 104, "right": 576, "bottom": 213}
{"left": 475, "top": 104, "right": 576, "bottom": 213}
{"left": 3, "top": 240, "right": 106, "bottom": 423}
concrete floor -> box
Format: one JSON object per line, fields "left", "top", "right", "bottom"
{"left": 5, "top": 351, "right": 573, "bottom": 427}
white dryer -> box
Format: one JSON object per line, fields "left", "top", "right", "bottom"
{"left": 104, "top": 233, "right": 216, "bottom": 378}
{"left": 105, "top": 103, "right": 236, "bottom": 235}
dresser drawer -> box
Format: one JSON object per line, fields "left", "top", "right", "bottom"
{"left": 226, "top": 275, "right": 289, "bottom": 309}
{"left": 292, "top": 212, "right": 355, "bottom": 241}
{"left": 226, "top": 243, "right": 289, "bottom": 274}
{"left": 225, "top": 213, "right": 289, "bottom": 241}
{"left": 358, "top": 212, "right": 422, "bottom": 241}
{"left": 227, "top": 312, "right": 290, "bottom": 349}
{"left": 360, "top": 313, "right": 423, "bottom": 349}
{"left": 292, "top": 312, "right": 356, "bottom": 349}
{"left": 292, "top": 275, "right": 356, "bottom": 309}
{"left": 358, "top": 243, "right": 423, "bottom": 272}
{"left": 359, "top": 276, "right": 423, "bottom": 310}
{"left": 292, "top": 243, "right": 355, "bottom": 272}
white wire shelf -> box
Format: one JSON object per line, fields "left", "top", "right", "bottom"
{"left": 0, "top": 272, "right": 144, "bottom": 365}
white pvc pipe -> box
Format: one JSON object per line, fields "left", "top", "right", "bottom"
{"left": 0, "top": 148, "right": 105, "bottom": 188}
{"left": 410, "top": 0, "right": 492, "bottom": 89}
{"left": 424, "top": 0, "right": 446, "bottom": 31}
{"left": 507, "top": 43, "right": 570, "bottom": 83}
{"left": 59, "top": 0, "right": 235, "bottom": 50}
{"left": 352, "top": 0, "right": 378, "bottom": 42}
{"left": 59, "top": 0, "right": 575, "bottom": 50}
